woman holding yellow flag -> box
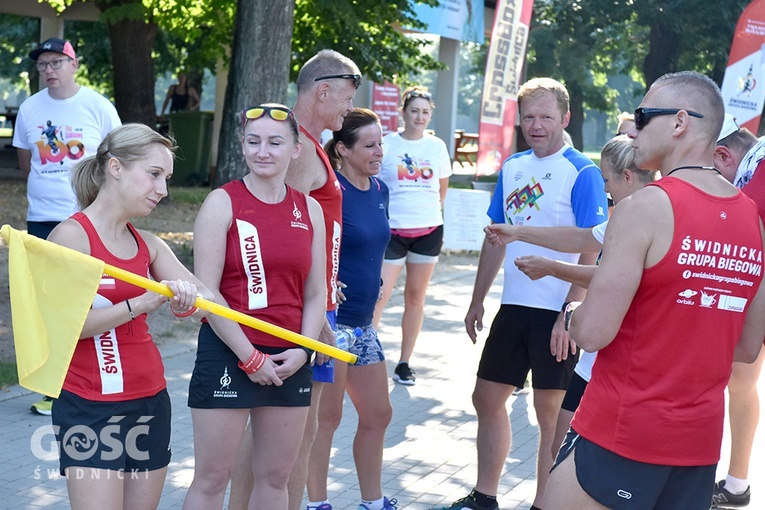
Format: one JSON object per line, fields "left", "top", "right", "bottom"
{"left": 46, "top": 123, "right": 211, "bottom": 509}
{"left": 183, "top": 104, "right": 326, "bottom": 509}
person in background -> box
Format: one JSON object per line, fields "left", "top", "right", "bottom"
{"left": 48, "top": 123, "right": 209, "bottom": 509}
{"left": 544, "top": 71, "right": 765, "bottom": 510}
{"left": 710, "top": 114, "right": 765, "bottom": 508}
{"left": 226, "top": 49, "right": 361, "bottom": 510}
{"left": 183, "top": 104, "right": 326, "bottom": 509}
{"left": 372, "top": 86, "right": 452, "bottom": 386}
{"left": 437, "top": 77, "right": 607, "bottom": 510}
{"left": 13, "top": 37, "right": 121, "bottom": 416}
{"left": 305, "top": 108, "right": 395, "bottom": 510}
{"left": 484, "top": 135, "right": 658, "bottom": 462}
{"left": 616, "top": 111, "right": 635, "bottom": 135}
{"left": 158, "top": 71, "right": 200, "bottom": 119}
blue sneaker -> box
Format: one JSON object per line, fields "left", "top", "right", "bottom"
{"left": 358, "top": 497, "right": 399, "bottom": 510}
{"left": 307, "top": 504, "right": 332, "bottom": 510}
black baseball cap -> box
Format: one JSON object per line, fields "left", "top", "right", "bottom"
{"left": 29, "top": 38, "right": 77, "bottom": 61}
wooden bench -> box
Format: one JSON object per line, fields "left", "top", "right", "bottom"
{"left": 453, "top": 129, "right": 479, "bottom": 167}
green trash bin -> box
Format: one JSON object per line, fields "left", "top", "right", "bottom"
{"left": 168, "top": 110, "right": 214, "bottom": 186}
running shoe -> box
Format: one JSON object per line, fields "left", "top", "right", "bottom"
{"left": 358, "top": 497, "right": 399, "bottom": 510}
{"left": 393, "top": 362, "right": 416, "bottom": 386}
{"left": 30, "top": 395, "right": 53, "bottom": 416}
{"left": 432, "top": 491, "right": 499, "bottom": 510}
{"left": 711, "top": 480, "right": 751, "bottom": 508}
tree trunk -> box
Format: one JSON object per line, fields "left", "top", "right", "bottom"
{"left": 215, "top": 0, "right": 296, "bottom": 186}
{"left": 95, "top": 0, "right": 157, "bottom": 126}
{"left": 567, "top": 80, "right": 584, "bottom": 151}
{"left": 642, "top": 22, "right": 681, "bottom": 89}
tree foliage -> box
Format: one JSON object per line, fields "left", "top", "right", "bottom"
{"left": 526, "top": 0, "right": 750, "bottom": 148}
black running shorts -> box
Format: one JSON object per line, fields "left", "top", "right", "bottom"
{"left": 188, "top": 322, "right": 312, "bottom": 409}
{"left": 477, "top": 304, "right": 577, "bottom": 390}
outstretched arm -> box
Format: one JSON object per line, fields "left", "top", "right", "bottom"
{"left": 484, "top": 223, "right": 602, "bottom": 253}
{"left": 514, "top": 255, "right": 597, "bottom": 289}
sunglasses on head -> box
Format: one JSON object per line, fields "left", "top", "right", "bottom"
{"left": 633, "top": 107, "right": 704, "bottom": 130}
{"left": 404, "top": 90, "right": 432, "bottom": 102}
{"left": 314, "top": 74, "right": 362, "bottom": 89}
{"left": 241, "top": 105, "right": 294, "bottom": 126}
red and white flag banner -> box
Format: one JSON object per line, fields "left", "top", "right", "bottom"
{"left": 476, "top": 0, "right": 534, "bottom": 176}
{"left": 721, "top": 0, "right": 765, "bottom": 133}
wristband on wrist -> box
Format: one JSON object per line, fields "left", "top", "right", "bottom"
{"left": 172, "top": 306, "right": 197, "bottom": 318}
{"left": 561, "top": 301, "right": 571, "bottom": 313}
{"left": 125, "top": 300, "right": 136, "bottom": 321}
{"left": 238, "top": 349, "right": 267, "bottom": 374}
{"left": 564, "top": 301, "right": 581, "bottom": 332}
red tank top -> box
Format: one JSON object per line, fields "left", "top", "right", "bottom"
{"left": 219, "top": 180, "right": 314, "bottom": 347}
{"left": 573, "top": 177, "right": 764, "bottom": 465}
{"left": 63, "top": 212, "right": 166, "bottom": 401}
{"left": 301, "top": 126, "right": 342, "bottom": 311}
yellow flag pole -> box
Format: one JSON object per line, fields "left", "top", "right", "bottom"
{"left": 103, "top": 264, "right": 357, "bottom": 364}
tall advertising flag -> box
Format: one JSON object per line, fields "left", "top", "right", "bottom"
{"left": 721, "top": 0, "right": 765, "bottom": 133}
{"left": 477, "top": 0, "right": 534, "bottom": 175}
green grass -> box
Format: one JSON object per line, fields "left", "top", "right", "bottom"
{"left": 168, "top": 186, "right": 209, "bottom": 205}
{"left": 584, "top": 151, "right": 602, "bottom": 167}
{"left": 0, "top": 362, "right": 18, "bottom": 388}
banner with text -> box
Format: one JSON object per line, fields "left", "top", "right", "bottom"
{"left": 372, "top": 82, "right": 400, "bottom": 135}
{"left": 476, "top": 0, "right": 533, "bottom": 176}
{"left": 721, "top": 0, "right": 765, "bottom": 133}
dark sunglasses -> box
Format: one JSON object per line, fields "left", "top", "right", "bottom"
{"left": 634, "top": 107, "right": 704, "bottom": 130}
{"left": 241, "top": 105, "right": 294, "bottom": 126}
{"left": 314, "top": 74, "right": 362, "bottom": 89}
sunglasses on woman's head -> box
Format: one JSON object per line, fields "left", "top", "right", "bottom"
{"left": 241, "top": 106, "right": 294, "bottom": 126}
{"left": 405, "top": 90, "right": 432, "bottom": 102}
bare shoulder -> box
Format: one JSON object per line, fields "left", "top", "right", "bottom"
{"left": 196, "top": 188, "right": 232, "bottom": 224}
{"left": 606, "top": 185, "right": 673, "bottom": 266}
{"left": 287, "top": 132, "right": 324, "bottom": 194}
{"left": 617, "top": 185, "right": 671, "bottom": 223}
{"left": 48, "top": 217, "right": 90, "bottom": 253}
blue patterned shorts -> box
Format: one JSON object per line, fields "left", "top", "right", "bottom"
{"left": 337, "top": 323, "right": 385, "bottom": 366}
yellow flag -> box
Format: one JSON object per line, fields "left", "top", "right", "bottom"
{"left": 0, "top": 225, "right": 103, "bottom": 397}
{"left": 0, "top": 224, "right": 356, "bottom": 395}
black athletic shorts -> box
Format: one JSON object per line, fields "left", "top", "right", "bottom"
{"left": 384, "top": 225, "right": 443, "bottom": 261}
{"left": 552, "top": 429, "right": 716, "bottom": 509}
{"left": 188, "top": 322, "right": 312, "bottom": 409}
{"left": 560, "top": 371, "right": 588, "bottom": 412}
{"left": 27, "top": 221, "right": 59, "bottom": 240}
{"left": 477, "top": 304, "right": 577, "bottom": 390}
{"left": 51, "top": 388, "right": 172, "bottom": 476}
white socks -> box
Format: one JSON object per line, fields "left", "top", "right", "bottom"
{"left": 725, "top": 474, "right": 749, "bottom": 495}
{"left": 360, "top": 497, "right": 385, "bottom": 510}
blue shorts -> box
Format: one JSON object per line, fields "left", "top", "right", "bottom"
{"left": 188, "top": 322, "right": 312, "bottom": 408}
{"left": 51, "top": 389, "right": 172, "bottom": 476}
{"left": 338, "top": 323, "right": 385, "bottom": 366}
{"left": 553, "top": 429, "right": 716, "bottom": 509}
